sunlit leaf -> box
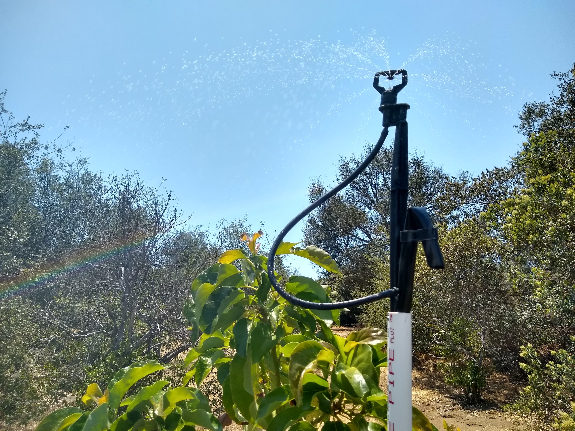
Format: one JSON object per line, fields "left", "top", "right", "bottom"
{"left": 229, "top": 355, "right": 255, "bottom": 421}
{"left": 218, "top": 249, "right": 247, "bottom": 264}
{"left": 122, "top": 380, "right": 170, "bottom": 412}
{"left": 275, "top": 242, "right": 299, "bottom": 255}
{"left": 107, "top": 361, "right": 164, "bottom": 412}
{"left": 34, "top": 407, "right": 83, "bottom": 431}
{"left": 291, "top": 246, "right": 341, "bottom": 274}
{"left": 412, "top": 406, "right": 435, "bottom": 431}
{"left": 81, "top": 383, "right": 104, "bottom": 405}
{"left": 288, "top": 341, "right": 325, "bottom": 398}
{"left": 82, "top": 402, "right": 109, "bottom": 431}
{"left": 163, "top": 387, "right": 199, "bottom": 416}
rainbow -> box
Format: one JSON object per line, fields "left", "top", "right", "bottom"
{"left": 0, "top": 232, "right": 154, "bottom": 301}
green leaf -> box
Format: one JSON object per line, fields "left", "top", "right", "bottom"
{"left": 211, "top": 299, "right": 249, "bottom": 333}
{"left": 56, "top": 413, "right": 83, "bottom": 431}
{"left": 34, "top": 407, "right": 83, "bottom": 431}
{"left": 183, "top": 388, "right": 212, "bottom": 412}
{"left": 194, "top": 356, "right": 212, "bottom": 386}
{"left": 321, "top": 421, "right": 351, "bottom": 431}
{"left": 107, "top": 361, "right": 164, "bottom": 412}
{"left": 317, "top": 320, "right": 346, "bottom": 358}
{"left": 222, "top": 376, "right": 240, "bottom": 424}
{"left": 240, "top": 258, "right": 257, "bottom": 285}
{"left": 181, "top": 409, "right": 223, "bottom": 431}
{"left": 214, "top": 264, "right": 242, "bottom": 287}
{"left": 256, "top": 385, "right": 290, "bottom": 422}
{"left": 218, "top": 249, "right": 247, "bottom": 264}
{"left": 280, "top": 342, "right": 300, "bottom": 357}
{"left": 286, "top": 276, "right": 329, "bottom": 303}
{"left": 229, "top": 355, "right": 255, "bottom": 421}
{"left": 233, "top": 318, "right": 250, "bottom": 358}
{"left": 217, "top": 361, "right": 230, "bottom": 385}
{"left": 347, "top": 344, "right": 379, "bottom": 390}
{"left": 288, "top": 341, "right": 325, "bottom": 399}
{"left": 316, "top": 391, "right": 332, "bottom": 414}
{"left": 288, "top": 421, "right": 316, "bottom": 431}
{"left": 275, "top": 242, "right": 299, "bottom": 255}
{"left": 123, "top": 380, "right": 170, "bottom": 412}
{"left": 412, "top": 407, "right": 436, "bottom": 431}
{"left": 292, "top": 246, "right": 341, "bottom": 274}
{"left": 66, "top": 413, "right": 89, "bottom": 431}
{"left": 340, "top": 367, "right": 369, "bottom": 398}
{"left": 280, "top": 334, "right": 309, "bottom": 346}
{"left": 191, "top": 264, "right": 221, "bottom": 291}
{"left": 301, "top": 374, "right": 329, "bottom": 409}
{"left": 267, "top": 407, "right": 309, "bottom": 431}
{"left": 345, "top": 328, "right": 386, "bottom": 352}
{"left": 81, "top": 383, "right": 104, "bottom": 405}
{"left": 371, "top": 343, "right": 387, "bottom": 367}
{"left": 164, "top": 410, "right": 182, "bottom": 431}
{"left": 163, "top": 387, "right": 200, "bottom": 416}
{"left": 110, "top": 410, "right": 143, "bottom": 431}
{"left": 83, "top": 403, "right": 109, "bottom": 431}
{"left": 197, "top": 334, "right": 226, "bottom": 353}
{"left": 256, "top": 272, "right": 272, "bottom": 303}
{"left": 202, "top": 285, "right": 244, "bottom": 333}
{"left": 251, "top": 321, "right": 278, "bottom": 363}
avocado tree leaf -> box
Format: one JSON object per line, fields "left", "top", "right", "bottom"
{"left": 229, "top": 355, "right": 255, "bottom": 421}
{"left": 211, "top": 299, "right": 249, "bottom": 333}
{"left": 300, "top": 374, "right": 329, "bottom": 409}
{"left": 267, "top": 407, "right": 310, "bottom": 431}
{"left": 34, "top": 407, "right": 83, "bottom": 431}
{"left": 218, "top": 249, "right": 247, "bottom": 264}
{"left": 291, "top": 246, "right": 341, "bottom": 274}
{"left": 181, "top": 409, "right": 223, "bottom": 431}
{"left": 288, "top": 341, "right": 325, "bottom": 399}
{"left": 346, "top": 328, "right": 386, "bottom": 345}
{"left": 288, "top": 421, "right": 316, "bottom": 431}
{"left": 201, "top": 284, "right": 244, "bottom": 333}
{"left": 82, "top": 403, "right": 109, "bottom": 431}
{"left": 107, "top": 361, "right": 164, "bottom": 412}
{"left": 340, "top": 367, "right": 369, "bottom": 399}
{"left": 256, "top": 385, "right": 290, "bottom": 422}
{"left": 321, "top": 421, "right": 352, "bottom": 431}
{"left": 233, "top": 318, "right": 250, "bottom": 358}
{"left": 251, "top": 321, "right": 278, "bottom": 363}
{"left": 285, "top": 277, "right": 329, "bottom": 303}
{"left": 412, "top": 406, "right": 436, "bottom": 431}
{"left": 163, "top": 387, "right": 200, "bottom": 416}
{"left": 65, "top": 413, "right": 89, "bottom": 431}
{"left": 222, "top": 376, "right": 240, "bottom": 424}
{"left": 275, "top": 242, "right": 300, "bottom": 255}
{"left": 122, "top": 380, "right": 170, "bottom": 412}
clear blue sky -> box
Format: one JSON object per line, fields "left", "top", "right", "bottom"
{"left": 1, "top": 0, "right": 574, "bottom": 274}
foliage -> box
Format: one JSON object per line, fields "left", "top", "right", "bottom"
{"left": 0, "top": 92, "right": 240, "bottom": 426}
{"left": 511, "top": 340, "right": 575, "bottom": 424}
{"left": 34, "top": 236, "right": 439, "bottom": 431}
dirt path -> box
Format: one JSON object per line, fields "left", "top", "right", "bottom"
{"left": 411, "top": 369, "right": 528, "bottom": 431}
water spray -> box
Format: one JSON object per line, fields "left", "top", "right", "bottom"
{"left": 267, "top": 68, "right": 444, "bottom": 430}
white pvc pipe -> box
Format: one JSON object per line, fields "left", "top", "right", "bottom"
{"left": 387, "top": 312, "right": 412, "bottom": 431}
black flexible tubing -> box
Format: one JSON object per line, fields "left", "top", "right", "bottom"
{"left": 267, "top": 127, "right": 399, "bottom": 310}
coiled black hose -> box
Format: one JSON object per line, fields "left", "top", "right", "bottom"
{"left": 267, "top": 127, "right": 399, "bottom": 310}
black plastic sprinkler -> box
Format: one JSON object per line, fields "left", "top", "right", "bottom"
{"left": 267, "top": 69, "right": 444, "bottom": 312}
